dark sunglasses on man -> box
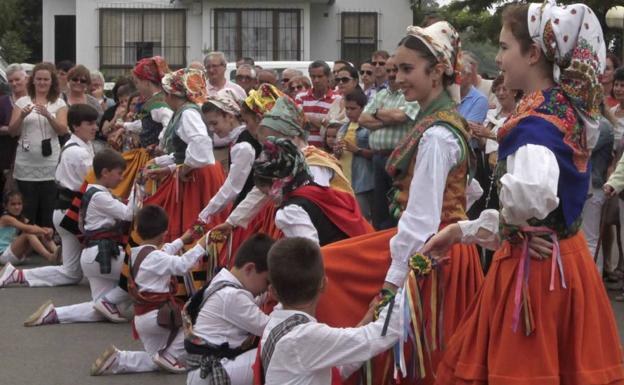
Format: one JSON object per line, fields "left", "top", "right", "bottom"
{"left": 236, "top": 75, "right": 254, "bottom": 82}
{"left": 371, "top": 61, "right": 386, "bottom": 67}
{"left": 280, "top": 78, "right": 291, "bottom": 84}
{"left": 359, "top": 70, "right": 373, "bottom": 76}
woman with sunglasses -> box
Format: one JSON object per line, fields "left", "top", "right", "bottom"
{"left": 327, "top": 64, "right": 362, "bottom": 125}
{"left": 63, "top": 65, "right": 104, "bottom": 126}
{"left": 286, "top": 76, "right": 311, "bottom": 99}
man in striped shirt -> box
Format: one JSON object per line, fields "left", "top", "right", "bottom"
{"left": 295, "top": 61, "right": 341, "bottom": 148}
{"left": 359, "top": 56, "right": 419, "bottom": 230}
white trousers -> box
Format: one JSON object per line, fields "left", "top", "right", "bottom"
{"left": 56, "top": 245, "right": 126, "bottom": 323}
{"left": 0, "top": 245, "right": 22, "bottom": 265}
{"left": 186, "top": 349, "right": 256, "bottom": 385}
{"left": 582, "top": 187, "right": 606, "bottom": 275}
{"left": 23, "top": 209, "right": 83, "bottom": 286}
{"left": 111, "top": 310, "right": 186, "bottom": 373}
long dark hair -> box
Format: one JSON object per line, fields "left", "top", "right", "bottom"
{"left": 27, "top": 62, "right": 61, "bottom": 102}
{"left": 336, "top": 65, "right": 362, "bottom": 90}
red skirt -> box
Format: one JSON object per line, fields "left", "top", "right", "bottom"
{"left": 436, "top": 231, "right": 624, "bottom": 385}
{"left": 144, "top": 164, "right": 229, "bottom": 241}
{"left": 316, "top": 228, "right": 483, "bottom": 384}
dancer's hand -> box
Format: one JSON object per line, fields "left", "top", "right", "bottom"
{"left": 421, "top": 224, "right": 463, "bottom": 257}
{"left": 181, "top": 229, "right": 194, "bottom": 245}
{"left": 179, "top": 165, "right": 193, "bottom": 182}
{"left": 528, "top": 236, "right": 554, "bottom": 260}
{"left": 144, "top": 166, "right": 171, "bottom": 179}
{"left": 212, "top": 221, "right": 234, "bottom": 236}
{"left": 603, "top": 183, "right": 617, "bottom": 198}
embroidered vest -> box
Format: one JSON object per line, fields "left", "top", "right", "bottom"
{"left": 161, "top": 103, "right": 201, "bottom": 165}
{"left": 386, "top": 109, "right": 473, "bottom": 225}
{"left": 231, "top": 129, "right": 262, "bottom": 207}
{"left": 139, "top": 92, "right": 169, "bottom": 148}
{"left": 496, "top": 87, "right": 590, "bottom": 239}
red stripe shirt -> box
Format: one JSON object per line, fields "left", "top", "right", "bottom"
{"left": 295, "top": 88, "right": 341, "bottom": 148}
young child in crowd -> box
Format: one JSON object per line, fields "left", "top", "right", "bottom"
{"left": 185, "top": 233, "right": 275, "bottom": 385}
{"left": 0, "top": 191, "right": 57, "bottom": 265}
{"left": 256, "top": 237, "right": 402, "bottom": 385}
{"left": 22, "top": 149, "right": 136, "bottom": 326}
{"left": 324, "top": 122, "right": 340, "bottom": 155}
{"left": 336, "top": 90, "right": 374, "bottom": 220}
{"left": 90, "top": 205, "right": 207, "bottom": 375}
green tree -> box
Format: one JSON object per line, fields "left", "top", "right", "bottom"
{"left": 0, "top": 0, "right": 41, "bottom": 63}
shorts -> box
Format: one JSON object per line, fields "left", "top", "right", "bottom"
{"left": 0, "top": 246, "right": 23, "bottom": 265}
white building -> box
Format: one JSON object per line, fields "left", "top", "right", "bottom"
{"left": 42, "top": 0, "right": 413, "bottom": 78}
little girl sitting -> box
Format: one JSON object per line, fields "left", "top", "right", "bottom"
{"left": 0, "top": 191, "right": 58, "bottom": 265}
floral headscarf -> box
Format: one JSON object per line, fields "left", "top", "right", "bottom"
{"left": 244, "top": 83, "right": 284, "bottom": 118}
{"left": 406, "top": 21, "right": 462, "bottom": 102}
{"left": 205, "top": 88, "right": 242, "bottom": 116}
{"left": 528, "top": 0, "right": 606, "bottom": 130}
{"left": 253, "top": 136, "right": 312, "bottom": 197}
{"left": 260, "top": 96, "right": 307, "bottom": 139}
{"left": 162, "top": 68, "right": 208, "bottom": 105}
{"left": 133, "top": 56, "right": 170, "bottom": 84}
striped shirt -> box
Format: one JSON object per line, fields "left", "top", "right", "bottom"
{"left": 363, "top": 88, "right": 420, "bottom": 150}
{"left": 295, "top": 88, "right": 341, "bottom": 148}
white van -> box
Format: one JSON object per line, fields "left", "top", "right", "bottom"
{"left": 225, "top": 60, "right": 335, "bottom": 82}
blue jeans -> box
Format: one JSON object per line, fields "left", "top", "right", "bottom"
{"left": 372, "top": 153, "right": 397, "bottom": 230}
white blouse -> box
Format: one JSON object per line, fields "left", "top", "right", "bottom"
{"left": 384, "top": 125, "right": 463, "bottom": 287}
{"left": 458, "top": 144, "right": 560, "bottom": 249}
{"left": 154, "top": 108, "right": 215, "bottom": 168}
{"left": 198, "top": 126, "right": 256, "bottom": 222}
{"left": 13, "top": 96, "right": 66, "bottom": 181}
{"left": 226, "top": 165, "right": 333, "bottom": 229}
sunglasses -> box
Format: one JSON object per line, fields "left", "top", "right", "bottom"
{"left": 372, "top": 61, "right": 386, "bottom": 67}
{"left": 335, "top": 77, "right": 354, "bottom": 84}
{"left": 71, "top": 78, "right": 88, "bottom": 84}
{"left": 290, "top": 84, "right": 305, "bottom": 91}
{"left": 359, "top": 70, "right": 373, "bottom": 76}
{"left": 281, "top": 78, "right": 291, "bottom": 84}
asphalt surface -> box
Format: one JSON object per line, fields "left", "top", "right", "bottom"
{"left": 2, "top": 256, "right": 624, "bottom": 385}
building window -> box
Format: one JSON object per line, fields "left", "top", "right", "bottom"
{"left": 100, "top": 9, "right": 186, "bottom": 78}
{"left": 341, "top": 12, "right": 378, "bottom": 65}
{"left": 214, "top": 9, "right": 301, "bottom": 62}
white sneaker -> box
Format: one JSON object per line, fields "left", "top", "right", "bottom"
{"left": 153, "top": 351, "right": 187, "bottom": 373}
{"left": 23, "top": 300, "right": 59, "bottom": 327}
{"left": 0, "top": 263, "right": 26, "bottom": 287}
{"left": 93, "top": 298, "right": 127, "bottom": 323}
{"left": 91, "top": 345, "right": 119, "bottom": 376}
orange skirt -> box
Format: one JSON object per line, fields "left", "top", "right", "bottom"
{"left": 316, "top": 228, "right": 483, "bottom": 384}
{"left": 436, "top": 231, "right": 624, "bottom": 385}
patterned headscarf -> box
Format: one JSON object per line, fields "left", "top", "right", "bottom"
{"left": 205, "top": 88, "right": 242, "bottom": 116}
{"left": 244, "top": 83, "right": 284, "bottom": 118}
{"left": 162, "top": 68, "right": 208, "bottom": 105}
{"left": 260, "top": 96, "right": 307, "bottom": 139}
{"left": 406, "top": 21, "right": 462, "bottom": 103}
{"left": 253, "top": 136, "right": 312, "bottom": 197}
{"left": 133, "top": 56, "right": 170, "bottom": 84}
{"left": 528, "top": 0, "right": 606, "bottom": 129}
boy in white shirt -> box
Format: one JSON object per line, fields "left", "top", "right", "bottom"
{"left": 256, "top": 237, "right": 402, "bottom": 385}
{"left": 91, "top": 205, "right": 208, "bottom": 375}
{"left": 185, "top": 233, "right": 275, "bottom": 385}
{"left": 0, "top": 104, "right": 98, "bottom": 287}
{"left": 23, "top": 149, "right": 136, "bottom": 326}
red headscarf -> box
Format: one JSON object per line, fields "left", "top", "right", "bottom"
{"left": 132, "top": 56, "right": 170, "bottom": 84}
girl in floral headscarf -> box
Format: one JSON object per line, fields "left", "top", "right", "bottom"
{"left": 314, "top": 20, "right": 484, "bottom": 385}
{"left": 197, "top": 89, "right": 262, "bottom": 223}
{"left": 253, "top": 136, "right": 371, "bottom": 246}
{"left": 142, "top": 68, "right": 228, "bottom": 241}
{"left": 423, "top": 2, "right": 624, "bottom": 384}
{"left": 119, "top": 56, "right": 173, "bottom": 151}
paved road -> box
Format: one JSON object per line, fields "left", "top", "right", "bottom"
{"left": 2, "top": 257, "right": 624, "bottom": 385}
